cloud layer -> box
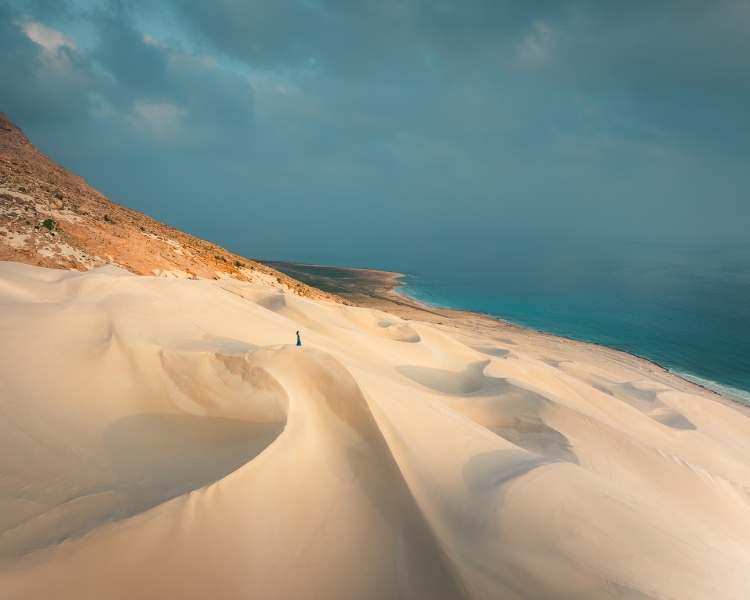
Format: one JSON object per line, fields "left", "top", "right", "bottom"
{"left": 1, "top": 0, "right": 748, "bottom": 263}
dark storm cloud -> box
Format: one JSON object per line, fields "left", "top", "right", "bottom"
{"left": 168, "top": 0, "right": 750, "bottom": 83}
{"left": 144, "top": 0, "right": 750, "bottom": 167}
{"left": 0, "top": 0, "right": 748, "bottom": 259}
{"left": 91, "top": 9, "right": 175, "bottom": 103}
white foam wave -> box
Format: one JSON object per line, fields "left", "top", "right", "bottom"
{"left": 671, "top": 370, "right": 750, "bottom": 405}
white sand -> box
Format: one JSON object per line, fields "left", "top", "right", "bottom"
{"left": 1, "top": 262, "right": 749, "bottom": 599}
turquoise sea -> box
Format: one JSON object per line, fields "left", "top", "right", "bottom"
{"left": 245, "top": 238, "right": 750, "bottom": 406}
{"left": 390, "top": 243, "right": 750, "bottom": 405}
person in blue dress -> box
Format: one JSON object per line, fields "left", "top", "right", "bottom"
{"left": 296, "top": 331, "right": 301, "bottom": 346}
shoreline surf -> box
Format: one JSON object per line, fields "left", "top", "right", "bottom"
{"left": 394, "top": 284, "right": 750, "bottom": 408}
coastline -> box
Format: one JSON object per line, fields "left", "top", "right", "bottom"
{"left": 262, "top": 260, "right": 750, "bottom": 416}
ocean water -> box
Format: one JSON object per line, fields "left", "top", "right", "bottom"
{"left": 389, "top": 242, "right": 750, "bottom": 405}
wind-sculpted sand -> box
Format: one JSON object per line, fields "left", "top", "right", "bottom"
{"left": 1, "top": 262, "right": 750, "bottom": 599}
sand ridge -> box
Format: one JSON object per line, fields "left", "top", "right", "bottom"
{"left": 1, "top": 262, "right": 749, "bottom": 599}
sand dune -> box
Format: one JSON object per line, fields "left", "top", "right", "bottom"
{"left": 1, "top": 262, "right": 749, "bottom": 599}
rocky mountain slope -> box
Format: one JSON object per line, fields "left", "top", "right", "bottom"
{"left": 0, "top": 111, "right": 346, "bottom": 303}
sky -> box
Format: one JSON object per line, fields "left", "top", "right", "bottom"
{"left": 1, "top": 0, "right": 749, "bottom": 266}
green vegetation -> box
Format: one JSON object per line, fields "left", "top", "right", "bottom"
{"left": 42, "top": 219, "right": 54, "bottom": 230}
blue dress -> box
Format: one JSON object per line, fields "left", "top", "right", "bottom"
{"left": 296, "top": 333, "right": 301, "bottom": 346}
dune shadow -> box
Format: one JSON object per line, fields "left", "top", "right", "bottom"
{"left": 577, "top": 375, "right": 696, "bottom": 431}
{"left": 488, "top": 418, "right": 580, "bottom": 465}
{"left": 648, "top": 410, "right": 696, "bottom": 430}
{"left": 542, "top": 359, "right": 568, "bottom": 368}
{"left": 463, "top": 450, "right": 555, "bottom": 492}
{"left": 256, "top": 293, "right": 287, "bottom": 312}
{"left": 613, "top": 382, "right": 659, "bottom": 403}
{"left": 179, "top": 334, "right": 260, "bottom": 354}
{"left": 0, "top": 414, "right": 285, "bottom": 558}
{"left": 471, "top": 345, "right": 513, "bottom": 359}
{"left": 609, "top": 382, "right": 696, "bottom": 430}
{"left": 396, "top": 360, "right": 500, "bottom": 395}
{"left": 104, "top": 414, "right": 285, "bottom": 505}
{"left": 375, "top": 321, "right": 421, "bottom": 343}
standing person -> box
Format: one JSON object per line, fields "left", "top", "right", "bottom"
{"left": 296, "top": 331, "right": 301, "bottom": 346}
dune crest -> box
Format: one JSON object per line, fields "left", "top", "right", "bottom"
{"left": 1, "top": 262, "right": 750, "bottom": 599}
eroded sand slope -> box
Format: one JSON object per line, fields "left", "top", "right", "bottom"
{"left": 1, "top": 262, "right": 749, "bottom": 599}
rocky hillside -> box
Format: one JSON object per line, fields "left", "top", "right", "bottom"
{"left": 0, "top": 112, "right": 347, "bottom": 303}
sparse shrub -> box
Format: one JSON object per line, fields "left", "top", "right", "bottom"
{"left": 234, "top": 261, "right": 242, "bottom": 267}
{"left": 42, "top": 219, "right": 54, "bottom": 230}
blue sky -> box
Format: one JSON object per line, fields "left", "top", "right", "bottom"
{"left": 2, "top": 0, "right": 749, "bottom": 265}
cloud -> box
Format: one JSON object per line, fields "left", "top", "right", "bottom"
{"left": 132, "top": 100, "right": 186, "bottom": 136}
{"left": 0, "top": 0, "right": 747, "bottom": 253}
{"left": 142, "top": 34, "right": 167, "bottom": 49}
{"left": 517, "top": 21, "right": 556, "bottom": 65}
{"left": 18, "top": 19, "right": 78, "bottom": 56}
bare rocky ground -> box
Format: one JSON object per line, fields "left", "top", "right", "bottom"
{"left": 0, "top": 111, "right": 349, "bottom": 304}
